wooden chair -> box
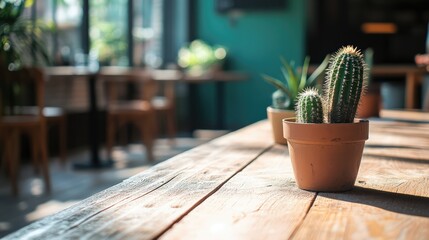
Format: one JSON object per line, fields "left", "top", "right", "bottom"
{"left": 102, "top": 68, "right": 157, "bottom": 162}
{"left": 151, "top": 80, "right": 176, "bottom": 142}
{"left": 0, "top": 68, "right": 51, "bottom": 195}
{"left": 13, "top": 106, "right": 67, "bottom": 164}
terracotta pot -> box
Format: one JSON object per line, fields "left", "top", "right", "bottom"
{"left": 357, "top": 85, "right": 381, "bottom": 118}
{"left": 283, "top": 118, "right": 369, "bottom": 192}
{"left": 267, "top": 107, "right": 295, "bottom": 145}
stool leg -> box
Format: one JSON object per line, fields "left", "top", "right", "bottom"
{"left": 38, "top": 127, "right": 51, "bottom": 193}
{"left": 8, "top": 131, "right": 20, "bottom": 196}
{"left": 166, "top": 109, "right": 176, "bottom": 145}
{"left": 106, "top": 116, "right": 115, "bottom": 160}
{"left": 59, "top": 116, "right": 67, "bottom": 164}
{"left": 31, "top": 130, "right": 41, "bottom": 175}
{"left": 140, "top": 117, "right": 154, "bottom": 162}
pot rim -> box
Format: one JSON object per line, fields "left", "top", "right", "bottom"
{"left": 282, "top": 117, "right": 369, "bottom": 126}
{"left": 266, "top": 106, "right": 294, "bottom": 113}
{"left": 283, "top": 117, "right": 369, "bottom": 142}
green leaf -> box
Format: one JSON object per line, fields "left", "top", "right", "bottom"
{"left": 280, "top": 56, "right": 299, "bottom": 98}
{"left": 261, "top": 74, "right": 292, "bottom": 98}
{"left": 299, "top": 56, "right": 310, "bottom": 91}
{"left": 307, "top": 54, "right": 330, "bottom": 86}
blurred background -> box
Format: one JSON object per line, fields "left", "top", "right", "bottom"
{"left": 8, "top": 0, "right": 429, "bottom": 133}
{"left": 1, "top": 0, "right": 429, "bottom": 236}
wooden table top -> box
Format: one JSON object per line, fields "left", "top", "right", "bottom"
{"left": 44, "top": 66, "right": 248, "bottom": 83}
{"left": 5, "top": 120, "right": 429, "bottom": 239}
{"left": 371, "top": 64, "right": 427, "bottom": 76}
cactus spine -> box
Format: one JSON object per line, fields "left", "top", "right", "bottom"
{"left": 295, "top": 46, "right": 366, "bottom": 124}
{"left": 296, "top": 88, "right": 324, "bottom": 123}
{"left": 325, "top": 46, "right": 366, "bottom": 123}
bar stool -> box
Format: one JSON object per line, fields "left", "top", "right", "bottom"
{"left": 101, "top": 68, "right": 157, "bottom": 162}
{"left": 0, "top": 68, "right": 51, "bottom": 195}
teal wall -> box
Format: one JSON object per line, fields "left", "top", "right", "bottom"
{"left": 194, "top": 0, "right": 307, "bottom": 130}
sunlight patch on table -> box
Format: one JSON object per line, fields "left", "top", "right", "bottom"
{"left": 25, "top": 200, "right": 79, "bottom": 222}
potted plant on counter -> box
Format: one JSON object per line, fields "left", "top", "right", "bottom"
{"left": 356, "top": 48, "right": 381, "bottom": 118}
{"left": 283, "top": 46, "right": 369, "bottom": 192}
{"left": 262, "top": 55, "right": 329, "bottom": 144}
{"left": 0, "top": 0, "right": 51, "bottom": 114}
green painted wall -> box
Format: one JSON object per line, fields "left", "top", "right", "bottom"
{"left": 193, "top": 0, "right": 307, "bottom": 130}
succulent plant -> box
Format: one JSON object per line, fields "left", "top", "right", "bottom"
{"left": 296, "top": 88, "right": 324, "bottom": 123}
{"left": 262, "top": 55, "right": 329, "bottom": 110}
{"left": 325, "top": 46, "right": 366, "bottom": 123}
{"left": 295, "top": 46, "right": 366, "bottom": 124}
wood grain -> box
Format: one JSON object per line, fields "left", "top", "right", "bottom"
{"left": 291, "top": 121, "right": 429, "bottom": 239}
{"left": 160, "top": 145, "right": 316, "bottom": 240}
{"left": 4, "top": 121, "right": 273, "bottom": 240}
{"left": 5, "top": 120, "right": 429, "bottom": 240}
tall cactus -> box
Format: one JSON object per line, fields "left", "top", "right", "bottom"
{"left": 325, "top": 46, "right": 366, "bottom": 123}
{"left": 294, "top": 46, "right": 366, "bottom": 124}
{"left": 296, "top": 88, "right": 324, "bottom": 123}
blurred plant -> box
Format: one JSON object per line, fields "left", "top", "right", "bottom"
{"left": 364, "top": 48, "right": 373, "bottom": 85}
{"left": 90, "top": 0, "right": 127, "bottom": 66}
{"left": 178, "top": 39, "right": 227, "bottom": 74}
{"left": 262, "top": 55, "right": 329, "bottom": 110}
{"left": 0, "top": 0, "right": 51, "bottom": 70}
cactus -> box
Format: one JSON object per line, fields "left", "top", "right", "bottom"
{"left": 295, "top": 46, "right": 366, "bottom": 124}
{"left": 325, "top": 46, "right": 366, "bottom": 123}
{"left": 296, "top": 88, "right": 324, "bottom": 123}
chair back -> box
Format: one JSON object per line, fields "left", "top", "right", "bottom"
{"left": 101, "top": 68, "right": 156, "bottom": 108}
{"left": 0, "top": 67, "right": 45, "bottom": 120}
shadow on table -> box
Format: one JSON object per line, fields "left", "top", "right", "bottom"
{"left": 364, "top": 144, "right": 429, "bottom": 165}
{"left": 321, "top": 186, "right": 429, "bottom": 218}
{"left": 363, "top": 153, "right": 429, "bottom": 165}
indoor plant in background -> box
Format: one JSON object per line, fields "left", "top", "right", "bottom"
{"left": 0, "top": 0, "right": 51, "bottom": 113}
{"left": 0, "top": 0, "right": 50, "bottom": 70}
{"left": 356, "top": 48, "right": 381, "bottom": 118}
{"left": 283, "top": 46, "right": 369, "bottom": 192}
{"left": 262, "top": 55, "right": 329, "bottom": 144}
{"left": 177, "top": 39, "right": 227, "bottom": 76}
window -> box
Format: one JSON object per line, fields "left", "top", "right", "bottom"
{"left": 133, "top": 0, "right": 163, "bottom": 68}
{"left": 90, "top": 0, "right": 128, "bottom": 66}
{"left": 27, "top": 0, "right": 168, "bottom": 67}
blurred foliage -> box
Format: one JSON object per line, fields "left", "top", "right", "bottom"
{"left": 90, "top": 0, "right": 127, "bottom": 65}
{"left": 0, "top": 0, "right": 51, "bottom": 70}
{"left": 178, "top": 39, "right": 227, "bottom": 75}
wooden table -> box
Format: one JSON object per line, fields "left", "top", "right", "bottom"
{"left": 371, "top": 65, "right": 427, "bottom": 109}
{"left": 6, "top": 119, "right": 429, "bottom": 239}
{"left": 43, "top": 66, "right": 247, "bottom": 168}
{"left": 101, "top": 67, "right": 248, "bottom": 129}
{"left": 44, "top": 66, "right": 113, "bottom": 169}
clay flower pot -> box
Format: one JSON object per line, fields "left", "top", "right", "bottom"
{"left": 283, "top": 118, "right": 369, "bottom": 192}
{"left": 267, "top": 106, "right": 295, "bottom": 145}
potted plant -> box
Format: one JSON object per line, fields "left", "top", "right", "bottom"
{"left": 262, "top": 55, "right": 329, "bottom": 144}
{"left": 283, "top": 46, "right": 369, "bottom": 192}
{"left": 177, "top": 39, "right": 227, "bottom": 76}
{"left": 0, "top": 0, "right": 50, "bottom": 70}
{"left": 356, "top": 48, "right": 381, "bottom": 118}
{"left": 0, "top": 0, "right": 51, "bottom": 113}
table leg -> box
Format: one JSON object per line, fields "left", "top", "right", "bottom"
{"left": 215, "top": 82, "right": 225, "bottom": 129}
{"left": 74, "top": 74, "right": 113, "bottom": 169}
{"left": 405, "top": 72, "right": 424, "bottom": 109}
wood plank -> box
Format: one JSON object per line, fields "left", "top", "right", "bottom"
{"left": 380, "top": 109, "right": 429, "bottom": 122}
{"left": 367, "top": 121, "right": 429, "bottom": 149}
{"left": 291, "top": 122, "right": 429, "bottom": 239}
{"left": 4, "top": 121, "right": 273, "bottom": 240}
{"left": 160, "top": 145, "right": 316, "bottom": 240}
